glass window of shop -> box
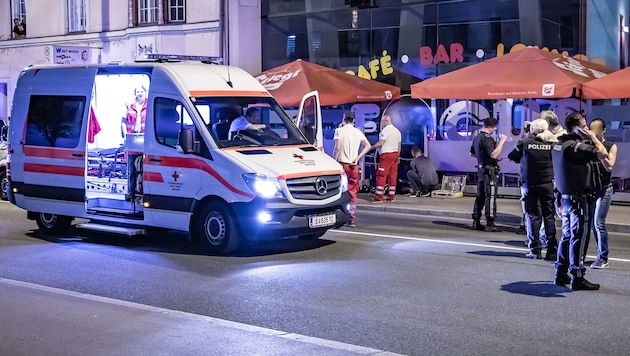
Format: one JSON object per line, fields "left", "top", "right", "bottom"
{"left": 262, "top": 0, "right": 582, "bottom": 91}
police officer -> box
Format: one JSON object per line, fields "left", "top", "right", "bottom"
{"left": 552, "top": 113, "right": 609, "bottom": 291}
{"left": 507, "top": 118, "right": 557, "bottom": 260}
{"left": 470, "top": 117, "right": 507, "bottom": 232}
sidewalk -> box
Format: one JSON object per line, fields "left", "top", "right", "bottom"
{"left": 357, "top": 193, "right": 630, "bottom": 234}
{"left": 0, "top": 278, "right": 398, "bottom": 356}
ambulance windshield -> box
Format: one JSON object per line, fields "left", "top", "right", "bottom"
{"left": 191, "top": 96, "right": 309, "bottom": 148}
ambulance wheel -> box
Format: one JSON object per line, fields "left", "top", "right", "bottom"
{"left": 35, "top": 213, "right": 72, "bottom": 235}
{"left": 194, "top": 201, "right": 240, "bottom": 254}
{"left": 0, "top": 169, "right": 7, "bottom": 200}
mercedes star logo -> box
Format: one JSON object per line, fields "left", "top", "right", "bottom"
{"left": 315, "top": 177, "right": 328, "bottom": 195}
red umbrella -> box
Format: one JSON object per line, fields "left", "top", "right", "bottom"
{"left": 582, "top": 66, "right": 630, "bottom": 99}
{"left": 255, "top": 59, "right": 401, "bottom": 107}
{"left": 411, "top": 47, "right": 611, "bottom": 100}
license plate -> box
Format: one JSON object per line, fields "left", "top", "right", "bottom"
{"left": 308, "top": 214, "right": 336, "bottom": 228}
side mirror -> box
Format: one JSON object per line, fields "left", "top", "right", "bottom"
{"left": 177, "top": 128, "right": 195, "bottom": 154}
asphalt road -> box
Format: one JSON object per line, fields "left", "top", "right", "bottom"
{"left": 1, "top": 200, "right": 630, "bottom": 355}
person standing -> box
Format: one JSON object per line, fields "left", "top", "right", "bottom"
{"left": 507, "top": 119, "right": 557, "bottom": 260}
{"left": 333, "top": 112, "right": 371, "bottom": 227}
{"left": 541, "top": 110, "right": 567, "bottom": 140}
{"left": 371, "top": 115, "right": 401, "bottom": 202}
{"left": 470, "top": 117, "right": 507, "bottom": 232}
{"left": 12, "top": 18, "right": 26, "bottom": 39}
{"left": 589, "top": 118, "right": 617, "bottom": 269}
{"left": 123, "top": 85, "right": 148, "bottom": 134}
{"left": 552, "top": 113, "right": 609, "bottom": 291}
{"left": 406, "top": 146, "right": 438, "bottom": 197}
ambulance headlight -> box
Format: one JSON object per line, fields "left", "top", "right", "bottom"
{"left": 243, "top": 174, "right": 283, "bottom": 199}
{"left": 340, "top": 171, "right": 348, "bottom": 192}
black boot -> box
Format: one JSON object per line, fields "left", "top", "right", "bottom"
{"left": 472, "top": 219, "right": 484, "bottom": 231}
{"left": 554, "top": 272, "right": 571, "bottom": 286}
{"left": 544, "top": 246, "right": 557, "bottom": 261}
{"left": 484, "top": 220, "right": 501, "bottom": 232}
{"left": 571, "top": 276, "right": 600, "bottom": 291}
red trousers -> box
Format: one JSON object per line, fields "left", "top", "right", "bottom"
{"left": 375, "top": 152, "right": 399, "bottom": 201}
{"left": 341, "top": 163, "right": 360, "bottom": 218}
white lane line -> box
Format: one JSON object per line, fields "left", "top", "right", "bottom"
{"left": 331, "top": 229, "right": 630, "bottom": 264}
{"left": 0, "top": 278, "right": 402, "bottom": 356}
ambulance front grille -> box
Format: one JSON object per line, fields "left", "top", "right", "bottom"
{"left": 286, "top": 174, "right": 341, "bottom": 200}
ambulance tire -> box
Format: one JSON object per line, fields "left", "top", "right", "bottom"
{"left": 0, "top": 169, "right": 7, "bottom": 200}
{"left": 35, "top": 213, "right": 72, "bottom": 235}
{"left": 194, "top": 201, "right": 240, "bottom": 255}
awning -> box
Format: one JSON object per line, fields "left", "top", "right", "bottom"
{"left": 410, "top": 47, "right": 611, "bottom": 100}
{"left": 255, "top": 59, "right": 401, "bottom": 107}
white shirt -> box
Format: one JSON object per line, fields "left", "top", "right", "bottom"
{"left": 229, "top": 116, "right": 251, "bottom": 134}
{"left": 378, "top": 124, "right": 401, "bottom": 154}
{"left": 334, "top": 124, "right": 367, "bottom": 163}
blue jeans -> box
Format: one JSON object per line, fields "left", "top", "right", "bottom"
{"left": 592, "top": 185, "right": 613, "bottom": 261}
{"left": 556, "top": 195, "right": 591, "bottom": 277}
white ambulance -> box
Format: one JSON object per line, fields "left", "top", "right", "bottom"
{"left": 6, "top": 56, "right": 350, "bottom": 254}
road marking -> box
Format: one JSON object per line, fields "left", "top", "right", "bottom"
{"left": 332, "top": 229, "right": 630, "bottom": 264}
{"left": 0, "top": 277, "right": 402, "bottom": 356}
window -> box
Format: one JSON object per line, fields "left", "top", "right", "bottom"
{"left": 68, "top": 0, "right": 86, "bottom": 32}
{"left": 191, "top": 96, "right": 307, "bottom": 148}
{"left": 138, "top": 0, "right": 159, "bottom": 24}
{"left": 168, "top": 0, "right": 185, "bottom": 22}
{"left": 11, "top": 0, "right": 26, "bottom": 38}
{"left": 26, "top": 96, "right": 85, "bottom": 148}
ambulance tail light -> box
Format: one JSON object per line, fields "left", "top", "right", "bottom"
{"left": 243, "top": 174, "right": 284, "bottom": 199}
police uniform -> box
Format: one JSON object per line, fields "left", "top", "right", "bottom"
{"left": 507, "top": 134, "right": 556, "bottom": 259}
{"left": 552, "top": 132, "right": 601, "bottom": 289}
{"left": 470, "top": 130, "right": 500, "bottom": 230}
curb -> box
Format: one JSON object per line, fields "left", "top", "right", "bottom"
{"left": 357, "top": 204, "right": 630, "bottom": 234}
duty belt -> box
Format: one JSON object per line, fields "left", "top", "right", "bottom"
{"left": 475, "top": 164, "right": 499, "bottom": 169}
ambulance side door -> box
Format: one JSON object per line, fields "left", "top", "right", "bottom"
{"left": 295, "top": 91, "right": 323, "bottom": 150}
{"left": 143, "top": 95, "right": 205, "bottom": 230}
{"left": 10, "top": 67, "right": 97, "bottom": 215}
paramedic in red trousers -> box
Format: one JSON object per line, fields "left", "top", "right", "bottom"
{"left": 552, "top": 113, "right": 610, "bottom": 291}
{"left": 470, "top": 117, "right": 507, "bottom": 232}
{"left": 370, "top": 114, "right": 402, "bottom": 202}
{"left": 333, "top": 111, "right": 371, "bottom": 227}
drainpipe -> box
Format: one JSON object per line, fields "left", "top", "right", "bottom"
{"left": 220, "top": 0, "right": 230, "bottom": 65}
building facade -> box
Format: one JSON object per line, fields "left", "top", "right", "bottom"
{"left": 261, "top": 0, "right": 630, "bottom": 90}
{"left": 0, "top": 0, "right": 263, "bottom": 120}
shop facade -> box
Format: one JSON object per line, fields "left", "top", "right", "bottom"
{"left": 261, "top": 0, "right": 630, "bottom": 194}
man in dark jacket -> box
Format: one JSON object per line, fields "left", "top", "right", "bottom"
{"left": 508, "top": 118, "right": 557, "bottom": 260}
{"left": 406, "top": 146, "right": 438, "bottom": 197}
{"left": 551, "top": 113, "right": 609, "bottom": 291}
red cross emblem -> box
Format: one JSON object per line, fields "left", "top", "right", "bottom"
{"left": 293, "top": 153, "right": 304, "bottom": 160}
{"left": 172, "top": 171, "right": 180, "bottom": 181}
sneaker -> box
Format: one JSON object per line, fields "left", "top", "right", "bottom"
{"left": 420, "top": 191, "right": 431, "bottom": 197}
{"left": 406, "top": 192, "right": 418, "bottom": 197}
{"left": 525, "top": 251, "right": 543, "bottom": 259}
{"left": 591, "top": 259, "right": 609, "bottom": 269}
{"left": 348, "top": 218, "right": 356, "bottom": 228}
